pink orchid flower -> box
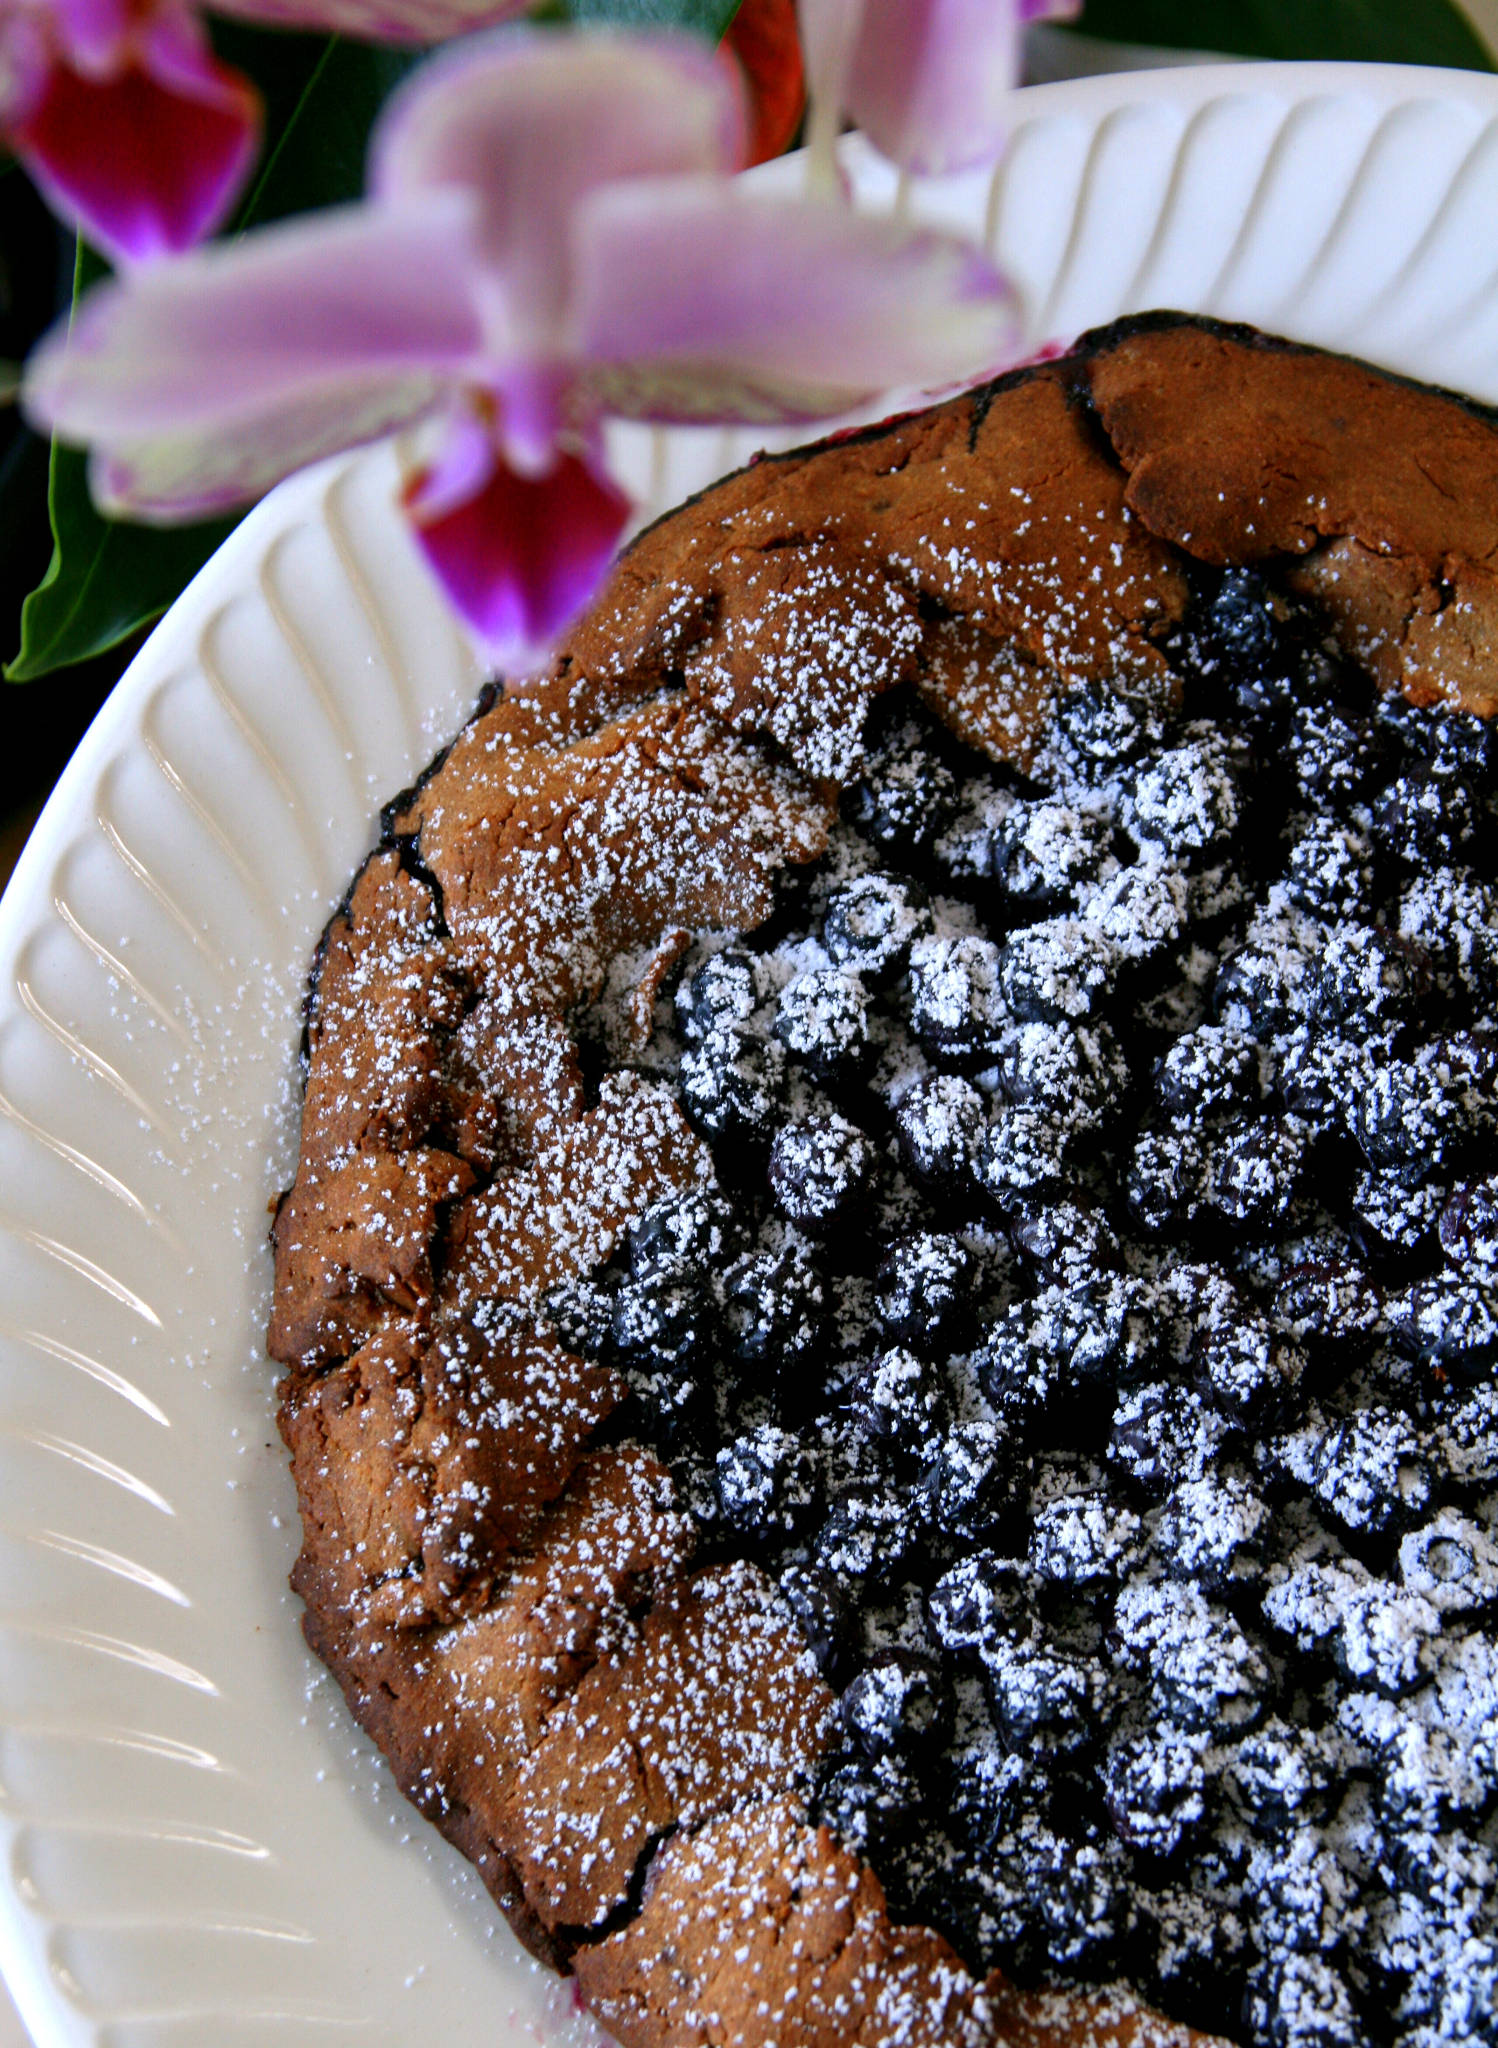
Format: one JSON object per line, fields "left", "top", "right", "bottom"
{"left": 798, "top": 0, "right": 1081, "bottom": 178}
{"left": 24, "top": 29, "right": 1021, "bottom": 667}
{"left": 0, "top": 0, "right": 531, "bottom": 268}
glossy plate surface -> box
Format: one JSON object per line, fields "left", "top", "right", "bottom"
{"left": 4, "top": 58, "right": 1498, "bottom": 2048}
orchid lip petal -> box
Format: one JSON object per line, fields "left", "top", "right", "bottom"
{"left": 405, "top": 437, "right": 629, "bottom": 670}
{"left": 404, "top": 403, "right": 496, "bottom": 523}
{"left": 8, "top": 40, "right": 260, "bottom": 264}
{"left": 369, "top": 27, "right": 746, "bottom": 353}
{"left": 573, "top": 180, "right": 1020, "bottom": 425}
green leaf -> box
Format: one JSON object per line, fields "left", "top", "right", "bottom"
{"left": 215, "top": 25, "right": 425, "bottom": 230}
{"left": 7, "top": 27, "right": 426, "bottom": 682}
{"left": 1069, "top": 0, "right": 1495, "bottom": 69}
{"left": 7, "top": 453, "right": 241, "bottom": 684}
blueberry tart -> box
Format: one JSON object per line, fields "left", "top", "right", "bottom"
{"left": 271, "top": 314, "right": 1498, "bottom": 2048}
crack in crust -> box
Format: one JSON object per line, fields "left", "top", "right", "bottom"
{"left": 269, "top": 313, "right": 1498, "bottom": 2046}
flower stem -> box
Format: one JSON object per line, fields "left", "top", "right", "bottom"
{"left": 803, "top": 86, "right": 843, "bottom": 199}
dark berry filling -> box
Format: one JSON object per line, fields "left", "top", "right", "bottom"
{"left": 548, "top": 578, "right": 1498, "bottom": 2048}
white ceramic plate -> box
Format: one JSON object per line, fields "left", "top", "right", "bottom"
{"left": 6, "top": 57, "right": 1498, "bottom": 2048}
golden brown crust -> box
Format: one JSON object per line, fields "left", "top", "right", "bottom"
{"left": 496, "top": 1563, "right": 834, "bottom": 1934}
{"left": 270, "top": 313, "right": 1498, "bottom": 2046}
{"left": 574, "top": 1799, "right": 994, "bottom": 2048}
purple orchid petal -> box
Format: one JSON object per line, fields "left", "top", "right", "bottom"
{"left": 404, "top": 431, "right": 630, "bottom": 667}
{"left": 8, "top": 24, "right": 260, "bottom": 264}
{"left": 800, "top": 0, "right": 1037, "bottom": 176}
{"left": 370, "top": 29, "right": 746, "bottom": 351}
{"left": 24, "top": 195, "right": 484, "bottom": 515}
{"left": 573, "top": 179, "right": 1020, "bottom": 423}
{"left": 212, "top": 0, "right": 533, "bottom": 45}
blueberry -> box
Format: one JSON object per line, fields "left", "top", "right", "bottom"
{"left": 1156, "top": 1471, "right": 1270, "bottom": 1590}
{"left": 1190, "top": 566, "right": 1296, "bottom": 701}
{"left": 1030, "top": 1490, "right": 1142, "bottom": 1585}
{"left": 1127, "top": 1126, "right": 1209, "bottom": 1233}
{"left": 927, "top": 1550, "right": 1036, "bottom": 1656}
{"left": 1396, "top": 1273, "right": 1498, "bottom": 1382}
{"left": 628, "top": 1187, "right": 734, "bottom": 1282}
{"left": 1349, "top": 1049, "right": 1472, "bottom": 1176}
{"left": 894, "top": 1074, "right": 985, "bottom": 1187}
{"left": 909, "top": 934, "right": 1009, "bottom": 1062}
{"left": 629, "top": 1366, "right": 706, "bottom": 1451}
{"left": 1307, "top": 1403, "right": 1432, "bottom": 1535}
{"left": 815, "top": 1752, "right": 921, "bottom": 1859}
{"left": 715, "top": 1424, "right": 819, "bottom": 1541}
{"left": 1130, "top": 737, "right": 1242, "bottom": 855}
{"left": 874, "top": 1231, "right": 971, "bottom": 1348}
{"left": 543, "top": 1272, "right": 616, "bottom": 1357}
{"left": 926, "top": 1420, "right": 1010, "bottom": 1541}
{"left": 1204, "top": 1118, "right": 1304, "bottom": 1233}
{"left": 1278, "top": 1031, "right": 1380, "bottom": 1128}
{"left": 1274, "top": 1263, "right": 1384, "bottom": 1349}
{"left": 1101, "top": 1723, "right": 1207, "bottom": 1859}
{"left": 1290, "top": 702, "right": 1384, "bottom": 806}
{"left": 823, "top": 872, "right": 932, "bottom": 980}
{"left": 679, "top": 1025, "right": 785, "bottom": 1142}
{"left": 852, "top": 1345, "right": 948, "bottom": 1463}
{"left": 1350, "top": 1168, "right": 1448, "bottom": 1260}
{"left": 846, "top": 717, "right": 959, "bottom": 859}
{"left": 842, "top": 1650, "right": 951, "bottom": 1764}
{"left": 813, "top": 1484, "right": 918, "bottom": 1585}
{"left": 1246, "top": 1829, "right": 1361, "bottom": 1960}
{"left": 721, "top": 1239, "right": 825, "bottom": 1376}
{"left": 998, "top": 918, "right": 1116, "bottom": 1023}
{"left": 1048, "top": 676, "right": 1161, "bottom": 765}
{"left": 778, "top": 1563, "right": 854, "bottom": 1684}
{"left": 1242, "top": 1954, "right": 1361, "bottom": 2047}
{"left": 977, "top": 1305, "right": 1062, "bottom": 1432}
{"left": 1010, "top": 1199, "right": 1118, "bottom": 1284}
{"left": 1028, "top": 1831, "right": 1127, "bottom": 1970}
{"left": 1438, "top": 1382, "right": 1498, "bottom": 1484}
{"left": 1156, "top": 1024, "right": 1269, "bottom": 1122}
{"left": 1375, "top": 770, "right": 1476, "bottom": 866}
{"left": 1398, "top": 865, "right": 1498, "bottom": 1005}
{"left": 1216, "top": 929, "right": 1318, "bottom": 1036}
{"left": 611, "top": 1273, "right": 707, "bottom": 1371}
{"left": 768, "top": 1114, "right": 875, "bottom": 1229}
{"left": 1000, "top": 797, "right": 1113, "bottom": 905}
{"left": 1315, "top": 923, "right": 1427, "bottom": 1033}
{"left": 1193, "top": 1310, "right": 1303, "bottom": 1426}
{"left": 1425, "top": 709, "right": 1498, "bottom": 787}
{"left": 1398, "top": 1509, "right": 1498, "bottom": 1615}
{"left": 973, "top": 1105, "right": 1069, "bottom": 1212}
{"left": 1440, "top": 1175, "right": 1498, "bottom": 1267}
{"left": 947, "top": 1744, "right": 1035, "bottom": 1855}
{"left": 1113, "top": 1577, "right": 1268, "bottom": 1735}
{"left": 994, "top": 1019, "right": 1128, "bottom": 1133}
{"left": 774, "top": 966, "right": 870, "bottom": 1078}
{"left": 983, "top": 1641, "right": 1101, "bottom": 1754}
{"left": 1220, "top": 1718, "right": 1334, "bottom": 1835}
{"left": 675, "top": 948, "right": 761, "bottom": 1041}
{"left": 1109, "top": 1382, "right": 1226, "bottom": 1495}
{"left": 1284, "top": 819, "right": 1374, "bottom": 921}
{"left": 1080, "top": 857, "right": 1190, "bottom": 960}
